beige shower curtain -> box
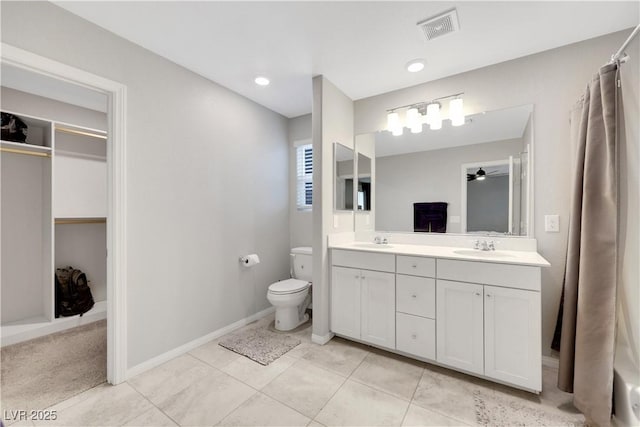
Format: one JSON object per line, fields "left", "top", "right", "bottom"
{"left": 556, "top": 62, "right": 619, "bottom": 427}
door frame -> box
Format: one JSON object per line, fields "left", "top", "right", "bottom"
{"left": 1, "top": 43, "right": 128, "bottom": 384}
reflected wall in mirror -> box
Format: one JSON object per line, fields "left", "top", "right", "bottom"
{"left": 373, "top": 104, "right": 533, "bottom": 236}
{"left": 357, "top": 153, "right": 371, "bottom": 211}
{"left": 334, "top": 143, "right": 354, "bottom": 211}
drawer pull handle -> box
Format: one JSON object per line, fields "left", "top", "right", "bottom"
{"left": 411, "top": 264, "right": 417, "bottom": 268}
{"left": 361, "top": 276, "right": 365, "bottom": 279}
{"left": 475, "top": 292, "right": 481, "bottom": 296}
{"left": 486, "top": 294, "right": 491, "bottom": 298}
{"left": 411, "top": 294, "right": 417, "bottom": 299}
{"left": 411, "top": 334, "right": 417, "bottom": 339}
{"left": 355, "top": 275, "right": 360, "bottom": 279}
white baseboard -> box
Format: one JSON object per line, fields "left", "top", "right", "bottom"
{"left": 126, "top": 307, "right": 275, "bottom": 378}
{"left": 542, "top": 355, "right": 560, "bottom": 369}
{"left": 311, "top": 332, "right": 334, "bottom": 345}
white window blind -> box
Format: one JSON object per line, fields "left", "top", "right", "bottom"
{"left": 296, "top": 143, "right": 313, "bottom": 209}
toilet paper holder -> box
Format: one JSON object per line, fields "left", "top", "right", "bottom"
{"left": 239, "top": 253, "right": 260, "bottom": 267}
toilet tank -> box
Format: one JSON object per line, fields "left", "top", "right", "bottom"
{"left": 291, "top": 247, "right": 312, "bottom": 282}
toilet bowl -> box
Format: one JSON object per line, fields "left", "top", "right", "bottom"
{"left": 267, "top": 247, "right": 312, "bottom": 331}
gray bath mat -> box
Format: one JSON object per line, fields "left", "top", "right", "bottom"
{"left": 219, "top": 326, "right": 301, "bottom": 365}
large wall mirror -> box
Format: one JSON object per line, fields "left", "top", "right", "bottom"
{"left": 334, "top": 142, "right": 354, "bottom": 211}
{"left": 373, "top": 104, "right": 533, "bottom": 236}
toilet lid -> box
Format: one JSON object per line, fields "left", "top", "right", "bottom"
{"left": 269, "top": 279, "right": 309, "bottom": 295}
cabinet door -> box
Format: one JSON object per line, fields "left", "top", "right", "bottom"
{"left": 361, "top": 270, "right": 396, "bottom": 349}
{"left": 436, "top": 279, "right": 484, "bottom": 375}
{"left": 331, "top": 266, "right": 361, "bottom": 339}
{"left": 484, "top": 285, "right": 541, "bottom": 391}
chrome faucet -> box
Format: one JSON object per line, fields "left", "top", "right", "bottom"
{"left": 474, "top": 239, "right": 495, "bottom": 251}
{"left": 374, "top": 236, "right": 389, "bottom": 245}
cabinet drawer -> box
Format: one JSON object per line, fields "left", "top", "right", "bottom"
{"left": 331, "top": 249, "right": 395, "bottom": 273}
{"left": 396, "top": 275, "right": 435, "bottom": 319}
{"left": 396, "top": 313, "right": 435, "bottom": 361}
{"left": 396, "top": 255, "right": 435, "bottom": 277}
{"left": 437, "top": 259, "right": 541, "bottom": 291}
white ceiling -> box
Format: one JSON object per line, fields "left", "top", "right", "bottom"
{"left": 54, "top": 1, "right": 639, "bottom": 118}
{"left": 375, "top": 104, "right": 532, "bottom": 158}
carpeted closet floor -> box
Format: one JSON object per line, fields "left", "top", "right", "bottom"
{"left": 1, "top": 319, "right": 107, "bottom": 414}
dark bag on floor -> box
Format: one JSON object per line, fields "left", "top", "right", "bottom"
{"left": 1, "top": 112, "right": 28, "bottom": 142}
{"left": 55, "top": 266, "right": 95, "bottom": 317}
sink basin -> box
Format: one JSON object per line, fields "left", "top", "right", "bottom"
{"left": 453, "top": 249, "right": 514, "bottom": 258}
{"left": 352, "top": 243, "right": 394, "bottom": 249}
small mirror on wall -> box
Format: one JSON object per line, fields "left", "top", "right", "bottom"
{"left": 334, "top": 143, "right": 355, "bottom": 211}
{"left": 357, "top": 153, "right": 372, "bottom": 211}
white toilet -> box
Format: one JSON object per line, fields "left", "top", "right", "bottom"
{"left": 267, "top": 247, "right": 312, "bottom": 331}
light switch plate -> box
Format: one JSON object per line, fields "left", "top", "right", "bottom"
{"left": 545, "top": 215, "right": 560, "bottom": 232}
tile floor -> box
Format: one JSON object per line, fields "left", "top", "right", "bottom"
{"left": 7, "top": 314, "right": 585, "bottom": 426}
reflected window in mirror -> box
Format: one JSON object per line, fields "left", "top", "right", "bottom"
{"left": 334, "top": 143, "right": 355, "bottom": 211}
{"left": 371, "top": 104, "right": 533, "bottom": 236}
{"left": 357, "top": 153, "right": 371, "bottom": 211}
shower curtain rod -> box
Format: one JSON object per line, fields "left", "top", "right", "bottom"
{"left": 609, "top": 24, "right": 640, "bottom": 64}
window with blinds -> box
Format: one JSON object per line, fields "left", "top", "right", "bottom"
{"left": 296, "top": 143, "right": 313, "bottom": 210}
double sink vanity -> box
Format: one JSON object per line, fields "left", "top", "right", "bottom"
{"left": 328, "top": 239, "right": 549, "bottom": 392}
{"left": 328, "top": 103, "right": 548, "bottom": 392}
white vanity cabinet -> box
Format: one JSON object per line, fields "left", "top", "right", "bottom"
{"left": 437, "top": 259, "right": 542, "bottom": 391}
{"left": 329, "top": 246, "right": 545, "bottom": 393}
{"left": 330, "top": 250, "right": 396, "bottom": 349}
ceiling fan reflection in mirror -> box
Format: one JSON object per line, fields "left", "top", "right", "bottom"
{"left": 467, "top": 167, "right": 500, "bottom": 181}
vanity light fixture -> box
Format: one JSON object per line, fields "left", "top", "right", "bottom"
{"left": 406, "top": 107, "right": 423, "bottom": 133}
{"left": 254, "top": 76, "right": 270, "bottom": 86}
{"left": 385, "top": 92, "right": 464, "bottom": 135}
{"left": 449, "top": 98, "right": 465, "bottom": 126}
{"left": 387, "top": 111, "right": 403, "bottom": 136}
{"left": 426, "top": 103, "right": 442, "bottom": 130}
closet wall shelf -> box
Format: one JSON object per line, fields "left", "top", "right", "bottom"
{"left": 55, "top": 126, "right": 107, "bottom": 140}
{"left": 55, "top": 217, "right": 106, "bottom": 225}
{"left": 1, "top": 140, "right": 52, "bottom": 158}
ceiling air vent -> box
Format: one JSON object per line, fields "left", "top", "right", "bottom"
{"left": 417, "top": 8, "right": 460, "bottom": 41}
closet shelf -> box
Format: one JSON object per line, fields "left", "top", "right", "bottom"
{"left": 55, "top": 125, "right": 107, "bottom": 140}
{"left": 55, "top": 217, "right": 106, "bottom": 225}
{"left": 1, "top": 140, "right": 52, "bottom": 158}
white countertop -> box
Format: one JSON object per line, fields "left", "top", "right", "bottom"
{"left": 329, "top": 242, "right": 550, "bottom": 267}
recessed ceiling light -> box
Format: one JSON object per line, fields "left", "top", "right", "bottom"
{"left": 406, "top": 59, "right": 425, "bottom": 73}
{"left": 254, "top": 76, "right": 270, "bottom": 86}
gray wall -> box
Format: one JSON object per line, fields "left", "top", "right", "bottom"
{"left": 467, "top": 175, "right": 509, "bottom": 233}
{"left": 355, "top": 29, "right": 636, "bottom": 356}
{"left": 312, "top": 76, "right": 354, "bottom": 340}
{"left": 1, "top": 1, "right": 290, "bottom": 368}
{"left": 376, "top": 139, "right": 522, "bottom": 233}
{"left": 288, "top": 114, "right": 313, "bottom": 249}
